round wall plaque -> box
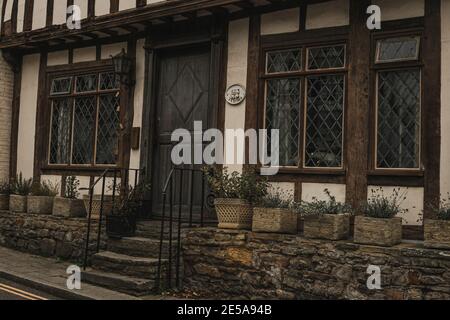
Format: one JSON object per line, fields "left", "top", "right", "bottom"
{"left": 225, "top": 84, "right": 246, "bottom": 106}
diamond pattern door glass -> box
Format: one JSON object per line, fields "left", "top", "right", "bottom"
{"left": 75, "top": 74, "right": 98, "bottom": 92}
{"left": 50, "top": 77, "right": 72, "bottom": 95}
{"left": 72, "top": 96, "right": 96, "bottom": 164}
{"left": 377, "top": 37, "right": 420, "bottom": 63}
{"left": 307, "top": 45, "right": 346, "bottom": 70}
{"left": 265, "top": 78, "right": 301, "bottom": 166}
{"left": 266, "top": 49, "right": 302, "bottom": 74}
{"left": 49, "top": 99, "right": 71, "bottom": 164}
{"left": 96, "top": 94, "right": 120, "bottom": 165}
{"left": 377, "top": 69, "right": 420, "bottom": 169}
{"left": 305, "top": 75, "right": 344, "bottom": 168}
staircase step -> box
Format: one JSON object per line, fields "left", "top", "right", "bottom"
{"left": 91, "top": 251, "right": 167, "bottom": 279}
{"left": 108, "top": 237, "right": 177, "bottom": 258}
{"left": 83, "top": 269, "right": 156, "bottom": 296}
{"left": 136, "top": 221, "right": 181, "bottom": 239}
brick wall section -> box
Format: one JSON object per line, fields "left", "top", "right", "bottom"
{"left": 0, "top": 52, "right": 13, "bottom": 182}
{"left": 183, "top": 228, "right": 450, "bottom": 300}
{"left": 0, "top": 212, "right": 106, "bottom": 263}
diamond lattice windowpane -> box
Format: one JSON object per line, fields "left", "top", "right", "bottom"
{"left": 96, "top": 94, "right": 120, "bottom": 165}
{"left": 377, "top": 37, "right": 420, "bottom": 63}
{"left": 99, "top": 72, "right": 120, "bottom": 90}
{"left": 266, "top": 49, "right": 302, "bottom": 74}
{"left": 72, "top": 96, "right": 96, "bottom": 164}
{"left": 307, "top": 45, "right": 346, "bottom": 70}
{"left": 265, "top": 78, "right": 301, "bottom": 166}
{"left": 305, "top": 75, "right": 344, "bottom": 168}
{"left": 50, "top": 77, "right": 72, "bottom": 95}
{"left": 75, "top": 74, "right": 98, "bottom": 92}
{"left": 377, "top": 69, "right": 421, "bottom": 169}
{"left": 49, "top": 99, "right": 71, "bottom": 164}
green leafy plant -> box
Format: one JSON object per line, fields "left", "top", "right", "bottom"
{"left": 0, "top": 180, "right": 10, "bottom": 195}
{"left": 362, "top": 187, "right": 407, "bottom": 219}
{"left": 256, "top": 189, "right": 293, "bottom": 209}
{"left": 31, "top": 180, "right": 59, "bottom": 197}
{"left": 10, "top": 173, "right": 32, "bottom": 196}
{"left": 112, "top": 182, "right": 151, "bottom": 216}
{"left": 293, "top": 189, "right": 353, "bottom": 216}
{"left": 429, "top": 193, "right": 450, "bottom": 221}
{"left": 64, "top": 176, "right": 80, "bottom": 199}
{"left": 203, "top": 166, "right": 268, "bottom": 203}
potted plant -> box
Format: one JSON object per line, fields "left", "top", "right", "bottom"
{"left": 252, "top": 190, "right": 297, "bottom": 234}
{"left": 9, "top": 173, "right": 32, "bottom": 213}
{"left": 354, "top": 187, "right": 405, "bottom": 247}
{"left": 27, "top": 180, "right": 59, "bottom": 215}
{"left": 205, "top": 166, "right": 268, "bottom": 230}
{"left": 299, "top": 189, "right": 353, "bottom": 241}
{"left": 0, "top": 180, "right": 10, "bottom": 210}
{"left": 424, "top": 194, "right": 450, "bottom": 249}
{"left": 106, "top": 182, "right": 150, "bottom": 239}
{"left": 53, "top": 176, "right": 86, "bottom": 218}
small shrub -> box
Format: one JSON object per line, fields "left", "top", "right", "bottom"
{"left": 64, "top": 176, "right": 80, "bottom": 199}
{"left": 431, "top": 194, "right": 450, "bottom": 221}
{"left": 31, "top": 180, "right": 59, "bottom": 197}
{"left": 113, "top": 182, "right": 151, "bottom": 216}
{"left": 0, "top": 180, "right": 10, "bottom": 195}
{"left": 362, "top": 187, "right": 407, "bottom": 219}
{"left": 257, "top": 189, "right": 293, "bottom": 209}
{"left": 10, "top": 173, "right": 32, "bottom": 196}
{"left": 293, "top": 189, "right": 353, "bottom": 216}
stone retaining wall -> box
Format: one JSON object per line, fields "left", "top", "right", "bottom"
{"left": 182, "top": 228, "right": 450, "bottom": 300}
{"left": 0, "top": 211, "right": 105, "bottom": 262}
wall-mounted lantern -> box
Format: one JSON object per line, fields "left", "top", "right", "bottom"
{"left": 112, "top": 49, "right": 133, "bottom": 86}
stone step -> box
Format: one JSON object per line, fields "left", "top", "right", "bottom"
{"left": 107, "top": 237, "right": 178, "bottom": 259}
{"left": 83, "top": 269, "right": 156, "bottom": 297}
{"left": 136, "top": 220, "right": 181, "bottom": 239}
{"left": 91, "top": 251, "right": 167, "bottom": 279}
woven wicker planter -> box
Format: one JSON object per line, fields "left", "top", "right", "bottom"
{"left": 424, "top": 219, "right": 450, "bottom": 250}
{"left": 9, "top": 195, "right": 27, "bottom": 213}
{"left": 83, "top": 195, "right": 114, "bottom": 218}
{"left": 27, "top": 196, "right": 54, "bottom": 215}
{"left": 303, "top": 213, "right": 350, "bottom": 240}
{"left": 214, "top": 198, "right": 253, "bottom": 230}
{"left": 252, "top": 207, "right": 298, "bottom": 234}
{"left": 354, "top": 216, "right": 402, "bottom": 247}
{"left": 53, "top": 197, "right": 87, "bottom": 218}
{"left": 0, "top": 194, "right": 9, "bottom": 210}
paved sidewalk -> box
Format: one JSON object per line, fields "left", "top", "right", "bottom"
{"left": 0, "top": 246, "right": 142, "bottom": 300}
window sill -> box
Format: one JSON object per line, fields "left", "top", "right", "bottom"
{"left": 259, "top": 167, "right": 346, "bottom": 176}
{"left": 41, "top": 166, "right": 119, "bottom": 176}
{"left": 368, "top": 170, "right": 424, "bottom": 177}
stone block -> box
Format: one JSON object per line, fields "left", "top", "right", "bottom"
{"left": 252, "top": 208, "right": 298, "bottom": 234}
{"left": 303, "top": 214, "right": 350, "bottom": 240}
{"left": 424, "top": 219, "right": 450, "bottom": 250}
{"left": 9, "top": 195, "right": 27, "bottom": 213}
{"left": 52, "top": 197, "right": 87, "bottom": 218}
{"left": 354, "top": 216, "right": 402, "bottom": 247}
{"left": 27, "top": 196, "right": 54, "bottom": 215}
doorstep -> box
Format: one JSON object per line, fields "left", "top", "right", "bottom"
{"left": 0, "top": 246, "right": 166, "bottom": 300}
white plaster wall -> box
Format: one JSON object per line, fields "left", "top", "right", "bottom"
{"left": 101, "top": 42, "right": 127, "bottom": 59}
{"left": 17, "top": 54, "right": 40, "bottom": 179}
{"left": 120, "top": 0, "right": 135, "bottom": 11}
{"left": 73, "top": 46, "right": 96, "bottom": 63}
{"left": 367, "top": 186, "right": 424, "bottom": 226}
{"left": 0, "top": 52, "right": 13, "bottom": 181}
{"left": 223, "top": 19, "right": 249, "bottom": 174}
{"left": 74, "top": 0, "right": 88, "bottom": 20}
{"left": 4, "top": 0, "right": 12, "bottom": 21}
{"left": 53, "top": 0, "right": 68, "bottom": 25}
{"left": 47, "top": 50, "right": 69, "bottom": 66}
{"left": 268, "top": 182, "right": 295, "bottom": 201}
{"left": 302, "top": 183, "right": 346, "bottom": 203}
{"left": 441, "top": 0, "right": 450, "bottom": 197}
{"left": 77, "top": 176, "right": 91, "bottom": 197}
{"left": 261, "top": 8, "right": 299, "bottom": 35}
{"left": 95, "top": 0, "right": 110, "bottom": 16}
{"left": 32, "top": 0, "right": 47, "bottom": 30}
{"left": 306, "top": 0, "right": 349, "bottom": 30}
{"left": 16, "top": 0, "right": 25, "bottom": 33}
{"left": 372, "top": 0, "right": 424, "bottom": 21}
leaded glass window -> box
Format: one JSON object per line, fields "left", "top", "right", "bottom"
{"left": 307, "top": 45, "right": 346, "bottom": 70}
{"left": 265, "top": 78, "right": 301, "bottom": 166}
{"left": 48, "top": 70, "right": 120, "bottom": 167}
{"left": 305, "top": 75, "right": 345, "bottom": 168}
{"left": 376, "top": 37, "right": 420, "bottom": 63}
{"left": 266, "top": 49, "right": 302, "bottom": 74}
{"left": 377, "top": 69, "right": 421, "bottom": 169}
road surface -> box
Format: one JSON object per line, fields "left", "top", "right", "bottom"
{"left": 0, "top": 277, "right": 61, "bottom": 300}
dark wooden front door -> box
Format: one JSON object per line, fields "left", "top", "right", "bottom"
{"left": 151, "top": 45, "right": 213, "bottom": 219}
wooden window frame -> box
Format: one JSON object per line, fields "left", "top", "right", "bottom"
{"left": 259, "top": 41, "right": 348, "bottom": 174}
{"left": 44, "top": 62, "right": 120, "bottom": 171}
{"left": 369, "top": 31, "right": 424, "bottom": 177}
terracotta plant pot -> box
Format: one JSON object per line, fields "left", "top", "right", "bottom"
{"left": 27, "top": 196, "right": 54, "bottom": 215}
{"left": 53, "top": 197, "right": 87, "bottom": 218}
{"left": 252, "top": 207, "right": 298, "bottom": 234}
{"left": 424, "top": 219, "right": 450, "bottom": 249}
{"left": 354, "top": 216, "right": 402, "bottom": 247}
{"left": 214, "top": 198, "right": 253, "bottom": 230}
{"left": 9, "top": 195, "right": 27, "bottom": 213}
{"left": 0, "top": 194, "right": 9, "bottom": 210}
{"left": 303, "top": 213, "right": 350, "bottom": 240}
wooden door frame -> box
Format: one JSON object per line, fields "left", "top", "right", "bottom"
{"left": 139, "top": 16, "right": 228, "bottom": 217}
